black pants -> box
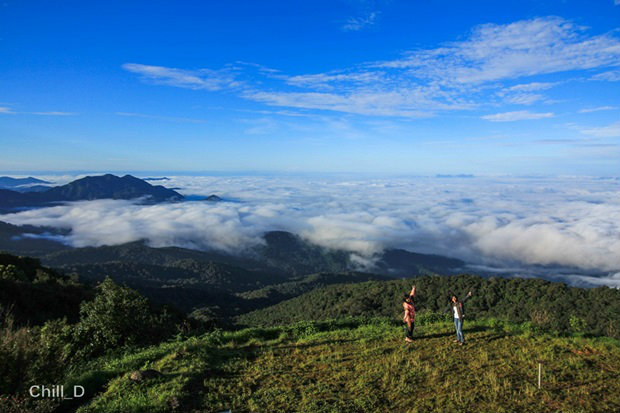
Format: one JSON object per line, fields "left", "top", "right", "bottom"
{"left": 403, "top": 322, "right": 415, "bottom": 339}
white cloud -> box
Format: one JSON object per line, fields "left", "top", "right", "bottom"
{"left": 1, "top": 175, "right": 619, "bottom": 287}
{"left": 481, "top": 110, "right": 554, "bottom": 122}
{"left": 122, "top": 63, "right": 240, "bottom": 91}
{"left": 504, "top": 82, "right": 558, "bottom": 92}
{"left": 342, "top": 11, "right": 378, "bottom": 32}
{"left": 578, "top": 122, "right": 620, "bottom": 138}
{"left": 0, "top": 107, "right": 74, "bottom": 116}
{"left": 115, "top": 112, "right": 207, "bottom": 124}
{"left": 578, "top": 106, "right": 617, "bottom": 113}
{"left": 504, "top": 93, "right": 544, "bottom": 105}
{"left": 244, "top": 90, "right": 444, "bottom": 117}
{"left": 497, "top": 82, "right": 558, "bottom": 105}
{"left": 29, "top": 111, "right": 76, "bottom": 116}
{"left": 377, "top": 17, "right": 620, "bottom": 84}
{"left": 590, "top": 70, "right": 620, "bottom": 81}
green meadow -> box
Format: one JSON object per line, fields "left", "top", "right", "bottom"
{"left": 67, "top": 317, "right": 619, "bottom": 413}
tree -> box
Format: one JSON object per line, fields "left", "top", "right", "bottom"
{"left": 73, "top": 277, "right": 170, "bottom": 357}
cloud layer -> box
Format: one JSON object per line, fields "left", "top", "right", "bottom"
{"left": 1, "top": 175, "right": 618, "bottom": 287}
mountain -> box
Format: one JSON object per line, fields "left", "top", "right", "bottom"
{"left": 10, "top": 184, "right": 54, "bottom": 193}
{"left": 0, "top": 174, "right": 184, "bottom": 209}
{"left": 259, "top": 230, "right": 464, "bottom": 277}
{"left": 144, "top": 177, "right": 170, "bottom": 181}
{"left": 237, "top": 271, "right": 393, "bottom": 308}
{"left": 0, "top": 176, "right": 51, "bottom": 188}
{"left": 0, "top": 221, "right": 69, "bottom": 255}
{"left": 376, "top": 248, "right": 465, "bottom": 275}
{"left": 42, "top": 174, "right": 183, "bottom": 202}
{"left": 0, "top": 220, "right": 469, "bottom": 322}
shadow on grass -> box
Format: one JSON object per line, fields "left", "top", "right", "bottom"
{"left": 57, "top": 370, "right": 120, "bottom": 413}
{"left": 177, "top": 345, "right": 263, "bottom": 412}
{"left": 270, "top": 338, "right": 359, "bottom": 351}
{"left": 415, "top": 324, "right": 494, "bottom": 340}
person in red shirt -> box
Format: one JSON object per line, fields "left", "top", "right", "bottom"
{"left": 402, "top": 285, "right": 416, "bottom": 343}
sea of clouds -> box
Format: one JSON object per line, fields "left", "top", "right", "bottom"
{"left": 1, "top": 174, "right": 618, "bottom": 287}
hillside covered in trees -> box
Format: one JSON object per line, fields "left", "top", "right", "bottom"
{"left": 238, "top": 274, "right": 620, "bottom": 338}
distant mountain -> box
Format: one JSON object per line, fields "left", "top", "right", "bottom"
{"left": 0, "top": 222, "right": 466, "bottom": 321}
{"left": 0, "top": 221, "right": 69, "bottom": 255}
{"left": 0, "top": 174, "right": 183, "bottom": 209}
{"left": 43, "top": 174, "right": 183, "bottom": 202}
{"left": 144, "top": 177, "right": 170, "bottom": 181}
{"left": 238, "top": 271, "right": 393, "bottom": 309}
{"left": 0, "top": 221, "right": 465, "bottom": 279}
{"left": 0, "top": 176, "right": 51, "bottom": 188}
{"left": 376, "top": 249, "right": 464, "bottom": 275}
{"left": 259, "top": 230, "right": 464, "bottom": 277}
{"left": 259, "top": 231, "right": 352, "bottom": 276}
{"left": 10, "top": 184, "right": 54, "bottom": 193}
{"left": 435, "top": 174, "right": 475, "bottom": 178}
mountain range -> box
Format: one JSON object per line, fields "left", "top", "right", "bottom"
{"left": 0, "top": 174, "right": 183, "bottom": 210}
{"left": 0, "top": 217, "right": 465, "bottom": 322}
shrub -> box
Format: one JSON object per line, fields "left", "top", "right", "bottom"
{"left": 416, "top": 311, "right": 450, "bottom": 326}
{"left": 569, "top": 315, "right": 587, "bottom": 335}
{"left": 0, "top": 265, "right": 28, "bottom": 282}
{"left": 0, "top": 314, "right": 75, "bottom": 395}
{"left": 289, "top": 320, "right": 319, "bottom": 339}
{"left": 73, "top": 277, "right": 175, "bottom": 358}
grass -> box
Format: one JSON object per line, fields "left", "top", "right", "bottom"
{"left": 63, "top": 317, "right": 619, "bottom": 413}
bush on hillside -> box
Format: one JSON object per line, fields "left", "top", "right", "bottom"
{"left": 73, "top": 277, "right": 176, "bottom": 358}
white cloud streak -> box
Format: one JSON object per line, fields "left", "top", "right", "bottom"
{"left": 590, "top": 69, "right": 620, "bottom": 81}
{"left": 115, "top": 112, "right": 207, "bottom": 124}
{"left": 578, "top": 121, "right": 620, "bottom": 138}
{"left": 342, "top": 11, "right": 378, "bottom": 32}
{"left": 481, "top": 111, "right": 554, "bottom": 122}
{"left": 578, "top": 106, "right": 618, "bottom": 113}
{"left": 1, "top": 175, "right": 618, "bottom": 287}
{"left": 122, "top": 63, "right": 241, "bottom": 91}
{"left": 0, "top": 107, "right": 75, "bottom": 116}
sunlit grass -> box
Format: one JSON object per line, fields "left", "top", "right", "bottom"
{"left": 71, "top": 317, "right": 620, "bottom": 413}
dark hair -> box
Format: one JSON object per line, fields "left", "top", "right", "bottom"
{"left": 449, "top": 293, "right": 458, "bottom": 301}
{"left": 403, "top": 293, "right": 410, "bottom": 301}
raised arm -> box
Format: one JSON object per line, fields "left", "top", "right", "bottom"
{"left": 410, "top": 285, "right": 416, "bottom": 298}
{"left": 462, "top": 290, "right": 473, "bottom": 303}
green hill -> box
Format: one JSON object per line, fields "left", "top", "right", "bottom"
{"left": 0, "top": 253, "right": 90, "bottom": 326}
{"left": 60, "top": 317, "right": 620, "bottom": 413}
{"left": 237, "top": 275, "right": 620, "bottom": 338}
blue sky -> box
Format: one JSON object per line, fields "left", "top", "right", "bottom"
{"left": 1, "top": 0, "right": 619, "bottom": 175}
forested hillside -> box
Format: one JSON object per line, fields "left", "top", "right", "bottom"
{"left": 0, "top": 253, "right": 90, "bottom": 325}
{"left": 238, "top": 274, "right": 620, "bottom": 338}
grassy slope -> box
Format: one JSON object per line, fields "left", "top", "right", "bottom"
{"left": 66, "top": 317, "right": 619, "bottom": 413}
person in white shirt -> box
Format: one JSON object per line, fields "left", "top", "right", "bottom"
{"left": 444, "top": 291, "right": 473, "bottom": 345}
